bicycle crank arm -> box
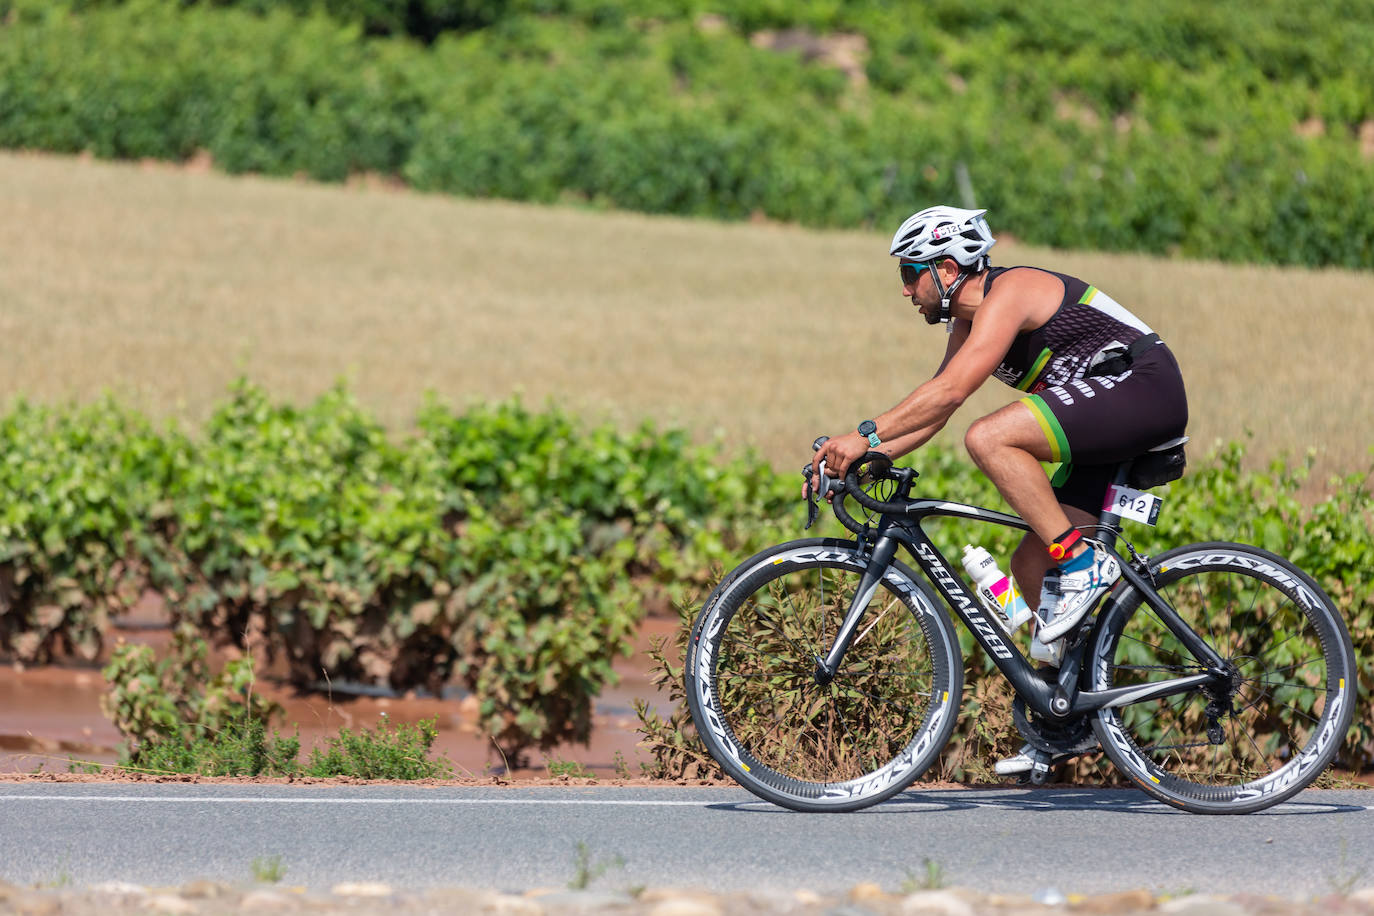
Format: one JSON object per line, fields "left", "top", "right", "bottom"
{"left": 814, "top": 534, "right": 899, "bottom": 685}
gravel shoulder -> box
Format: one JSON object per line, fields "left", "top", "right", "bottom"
{"left": 4, "top": 878, "right": 1374, "bottom": 916}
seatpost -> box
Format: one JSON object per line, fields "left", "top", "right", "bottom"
{"left": 1093, "top": 462, "right": 1133, "bottom": 551}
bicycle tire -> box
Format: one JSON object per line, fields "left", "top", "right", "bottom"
{"left": 687, "top": 539, "right": 963, "bottom": 812}
{"left": 1089, "top": 541, "right": 1356, "bottom": 814}
{"left": 684, "top": 537, "right": 848, "bottom": 712}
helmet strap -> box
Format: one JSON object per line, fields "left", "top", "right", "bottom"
{"left": 923, "top": 254, "right": 989, "bottom": 333}
{"left": 930, "top": 263, "right": 973, "bottom": 333}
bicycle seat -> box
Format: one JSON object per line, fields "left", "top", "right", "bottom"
{"left": 1124, "top": 436, "right": 1188, "bottom": 489}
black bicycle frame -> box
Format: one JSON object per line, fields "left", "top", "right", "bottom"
{"left": 817, "top": 495, "right": 1230, "bottom": 723}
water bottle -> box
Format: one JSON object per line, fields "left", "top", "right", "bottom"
{"left": 961, "top": 545, "right": 1033, "bottom": 631}
{"left": 1030, "top": 571, "right": 1065, "bottom": 666}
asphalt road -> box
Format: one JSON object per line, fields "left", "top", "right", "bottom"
{"left": 1, "top": 784, "right": 1371, "bottom": 897}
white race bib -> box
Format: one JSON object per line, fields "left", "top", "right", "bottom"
{"left": 1103, "top": 483, "right": 1161, "bottom": 526}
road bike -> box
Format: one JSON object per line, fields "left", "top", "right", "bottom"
{"left": 684, "top": 438, "right": 1356, "bottom": 814}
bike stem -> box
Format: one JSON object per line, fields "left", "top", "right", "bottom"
{"left": 814, "top": 525, "right": 900, "bottom": 686}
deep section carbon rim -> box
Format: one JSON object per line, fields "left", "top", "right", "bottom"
{"left": 692, "top": 544, "right": 961, "bottom": 811}
{"left": 1092, "top": 543, "right": 1355, "bottom": 813}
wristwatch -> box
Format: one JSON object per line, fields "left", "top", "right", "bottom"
{"left": 857, "top": 420, "right": 881, "bottom": 448}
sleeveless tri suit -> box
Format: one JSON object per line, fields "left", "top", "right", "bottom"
{"left": 983, "top": 266, "right": 1189, "bottom": 514}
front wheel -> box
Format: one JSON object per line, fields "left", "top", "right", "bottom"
{"left": 1089, "top": 542, "right": 1356, "bottom": 814}
{"left": 687, "top": 539, "right": 963, "bottom": 812}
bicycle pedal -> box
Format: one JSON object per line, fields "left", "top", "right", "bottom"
{"left": 1027, "top": 749, "right": 1056, "bottom": 785}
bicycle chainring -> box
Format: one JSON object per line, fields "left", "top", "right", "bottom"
{"left": 1013, "top": 696, "right": 1100, "bottom": 756}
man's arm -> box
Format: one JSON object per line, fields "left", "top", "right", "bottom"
{"left": 869, "top": 320, "right": 970, "bottom": 459}
{"left": 814, "top": 287, "right": 1033, "bottom": 478}
{"left": 874, "top": 298, "right": 1024, "bottom": 438}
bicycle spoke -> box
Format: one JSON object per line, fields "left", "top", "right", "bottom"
{"left": 851, "top": 598, "right": 898, "bottom": 650}
{"left": 1241, "top": 655, "right": 1326, "bottom": 681}
{"left": 1093, "top": 547, "right": 1353, "bottom": 813}
{"left": 830, "top": 682, "right": 927, "bottom": 721}
{"left": 694, "top": 552, "right": 957, "bottom": 808}
{"left": 1242, "top": 676, "right": 1328, "bottom": 697}
{"left": 1237, "top": 680, "right": 1324, "bottom": 728}
{"left": 1249, "top": 619, "right": 1306, "bottom": 662}
{"left": 747, "top": 602, "right": 818, "bottom": 667}
{"left": 1236, "top": 716, "right": 1273, "bottom": 772}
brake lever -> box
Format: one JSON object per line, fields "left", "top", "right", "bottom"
{"left": 802, "top": 435, "right": 832, "bottom": 530}
{"left": 802, "top": 459, "right": 832, "bottom": 530}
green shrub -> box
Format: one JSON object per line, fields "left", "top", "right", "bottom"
{"left": 3, "top": 1, "right": 1373, "bottom": 266}
{"left": 5, "top": 382, "right": 1368, "bottom": 772}
{"left": 99, "top": 622, "right": 452, "bottom": 777}
{"left": 100, "top": 621, "right": 296, "bottom": 773}
{"left": 632, "top": 595, "right": 719, "bottom": 781}
{"left": 133, "top": 717, "right": 303, "bottom": 777}
{"left": 0, "top": 381, "right": 795, "bottom": 763}
{"left": 303, "top": 714, "right": 452, "bottom": 778}
{"left": 0, "top": 399, "right": 187, "bottom": 663}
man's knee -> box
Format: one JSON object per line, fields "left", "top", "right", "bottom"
{"left": 964, "top": 416, "right": 997, "bottom": 465}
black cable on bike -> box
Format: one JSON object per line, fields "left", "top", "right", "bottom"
{"left": 843, "top": 452, "right": 915, "bottom": 516}
{"left": 829, "top": 483, "right": 872, "bottom": 539}
{"left": 1081, "top": 524, "right": 1155, "bottom": 582}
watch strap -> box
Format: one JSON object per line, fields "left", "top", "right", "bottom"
{"left": 858, "top": 420, "right": 881, "bottom": 448}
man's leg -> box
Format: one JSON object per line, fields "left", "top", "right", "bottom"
{"left": 967, "top": 404, "right": 1112, "bottom": 778}
{"left": 962, "top": 401, "right": 1080, "bottom": 549}
{"left": 1009, "top": 505, "right": 1097, "bottom": 611}
{"left": 964, "top": 400, "right": 1118, "bottom": 644}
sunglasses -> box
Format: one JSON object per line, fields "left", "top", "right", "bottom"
{"left": 899, "top": 261, "right": 933, "bottom": 286}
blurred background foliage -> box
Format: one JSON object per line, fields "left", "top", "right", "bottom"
{"left": 2, "top": 0, "right": 1370, "bottom": 772}
{"left": 0, "top": 386, "right": 1368, "bottom": 768}
{"left": 2, "top": 0, "right": 1372, "bottom": 266}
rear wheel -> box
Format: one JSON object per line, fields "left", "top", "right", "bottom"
{"left": 688, "top": 540, "right": 963, "bottom": 812}
{"left": 1090, "top": 542, "right": 1356, "bottom": 813}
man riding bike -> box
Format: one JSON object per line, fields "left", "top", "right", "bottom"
{"left": 811, "top": 205, "right": 1188, "bottom": 776}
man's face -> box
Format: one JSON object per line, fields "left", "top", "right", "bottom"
{"left": 899, "top": 261, "right": 940, "bottom": 324}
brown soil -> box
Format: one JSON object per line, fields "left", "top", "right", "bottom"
{"left": 0, "top": 616, "right": 695, "bottom": 781}
{"left": 5, "top": 614, "right": 1365, "bottom": 791}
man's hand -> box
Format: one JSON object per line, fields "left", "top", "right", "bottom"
{"left": 811, "top": 433, "right": 872, "bottom": 482}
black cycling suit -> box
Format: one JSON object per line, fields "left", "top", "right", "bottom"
{"left": 983, "top": 266, "right": 1189, "bottom": 515}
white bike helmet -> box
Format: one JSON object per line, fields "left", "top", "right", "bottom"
{"left": 889, "top": 205, "right": 996, "bottom": 268}
{"left": 890, "top": 206, "right": 996, "bottom": 328}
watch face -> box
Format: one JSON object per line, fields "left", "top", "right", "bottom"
{"left": 858, "top": 420, "right": 876, "bottom": 436}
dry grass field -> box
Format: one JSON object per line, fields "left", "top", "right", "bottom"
{"left": 2, "top": 151, "right": 1371, "bottom": 489}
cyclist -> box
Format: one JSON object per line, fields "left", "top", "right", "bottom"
{"left": 811, "top": 204, "right": 1188, "bottom": 775}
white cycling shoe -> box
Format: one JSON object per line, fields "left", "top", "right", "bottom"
{"left": 1037, "top": 548, "right": 1121, "bottom": 643}
{"left": 993, "top": 746, "right": 1040, "bottom": 776}
{"left": 993, "top": 744, "right": 1074, "bottom": 777}
{"left": 1000, "top": 741, "right": 1093, "bottom": 780}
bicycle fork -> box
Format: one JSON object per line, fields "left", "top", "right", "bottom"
{"left": 812, "top": 532, "right": 900, "bottom": 686}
